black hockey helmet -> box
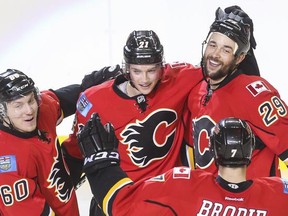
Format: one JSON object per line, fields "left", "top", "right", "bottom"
{"left": 0, "top": 69, "right": 36, "bottom": 102}
{"left": 209, "top": 117, "right": 255, "bottom": 167}
{"left": 205, "top": 7, "right": 251, "bottom": 56}
{"left": 123, "top": 30, "right": 164, "bottom": 65}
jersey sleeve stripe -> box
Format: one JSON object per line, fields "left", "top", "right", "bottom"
{"left": 103, "top": 177, "right": 133, "bottom": 215}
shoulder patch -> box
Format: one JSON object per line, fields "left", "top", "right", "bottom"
{"left": 173, "top": 167, "right": 191, "bottom": 179}
{"left": 147, "top": 174, "right": 165, "bottom": 182}
{"left": 246, "top": 81, "right": 270, "bottom": 97}
{"left": 281, "top": 179, "right": 288, "bottom": 194}
{"left": 0, "top": 155, "right": 17, "bottom": 173}
{"left": 169, "top": 62, "right": 187, "bottom": 68}
{"left": 77, "top": 93, "right": 92, "bottom": 117}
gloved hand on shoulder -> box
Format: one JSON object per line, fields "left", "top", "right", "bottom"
{"left": 215, "top": 5, "right": 260, "bottom": 76}
{"left": 80, "top": 64, "right": 122, "bottom": 91}
{"left": 224, "top": 5, "right": 256, "bottom": 49}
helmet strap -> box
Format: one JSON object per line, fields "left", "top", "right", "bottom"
{"left": 1, "top": 116, "right": 17, "bottom": 131}
{"left": 129, "top": 80, "right": 137, "bottom": 89}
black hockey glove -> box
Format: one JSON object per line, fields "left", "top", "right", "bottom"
{"left": 224, "top": 5, "right": 256, "bottom": 49}
{"left": 216, "top": 6, "right": 260, "bottom": 76}
{"left": 80, "top": 64, "right": 122, "bottom": 91}
{"left": 225, "top": 5, "right": 260, "bottom": 76}
{"left": 77, "top": 113, "right": 119, "bottom": 174}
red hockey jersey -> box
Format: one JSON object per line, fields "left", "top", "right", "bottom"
{"left": 63, "top": 63, "right": 203, "bottom": 181}
{"left": 186, "top": 71, "right": 288, "bottom": 178}
{"left": 0, "top": 91, "right": 79, "bottom": 216}
{"left": 98, "top": 166, "right": 288, "bottom": 216}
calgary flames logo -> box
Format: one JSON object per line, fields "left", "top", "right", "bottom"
{"left": 47, "top": 140, "right": 74, "bottom": 202}
{"left": 120, "top": 109, "right": 177, "bottom": 167}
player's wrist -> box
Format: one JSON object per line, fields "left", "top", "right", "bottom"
{"left": 83, "top": 150, "right": 120, "bottom": 174}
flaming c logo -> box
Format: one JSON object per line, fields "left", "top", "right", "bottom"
{"left": 121, "top": 109, "right": 177, "bottom": 167}
{"left": 47, "top": 141, "right": 74, "bottom": 202}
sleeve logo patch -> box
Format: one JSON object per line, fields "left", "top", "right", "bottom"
{"left": 173, "top": 167, "right": 191, "bottom": 179}
{"left": 147, "top": 174, "right": 165, "bottom": 182}
{"left": 0, "top": 155, "right": 17, "bottom": 173}
{"left": 246, "top": 81, "right": 270, "bottom": 97}
{"left": 282, "top": 179, "right": 288, "bottom": 194}
{"left": 77, "top": 93, "right": 92, "bottom": 117}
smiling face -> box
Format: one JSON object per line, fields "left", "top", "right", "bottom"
{"left": 127, "top": 63, "right": 163, "bottom": 96}
{"left": 203, "top": 32, "right": 245, "bottom": 84}
{"left": 4, "top": 91, "right": 38, "bottom": 132}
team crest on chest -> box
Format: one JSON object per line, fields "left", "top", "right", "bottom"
{"left": 120, "top": 109, "right": 177, "bottom": 167}
{"left": 47, "top": 141, "right": 74, "bottom": 202}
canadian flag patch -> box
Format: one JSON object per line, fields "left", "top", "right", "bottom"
{"left": 246, "top": 81, "right": 270, "bottom": 97}
{"left": 173, "top": 167, "right": 191, "bottom": 179}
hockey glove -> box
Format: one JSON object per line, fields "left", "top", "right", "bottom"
{"left": 224, "top": 5, "right": 256, "bottom": 49}
{"left": 224, "top": 5, "right": 260, "bottom": 76}
{"left": 77, "top": 113, "right": 119, "bottom": 174}
{"left": 80, "top": 64, "right": 122, "bottom": 91}
{"left": 216, "top": 6, "right": 260, "bottom": 76}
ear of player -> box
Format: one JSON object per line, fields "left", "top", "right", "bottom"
{"left": 77, "top": 112, "right": 120, "bottom": 174}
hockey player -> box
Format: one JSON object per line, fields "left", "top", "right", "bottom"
{"left": 62, "top": 30, "right": 203, "bottom": 183}
{"left": 0, "top": 69, "right": 80, "bottom": 215}
{"left": 0, "top": 68, "right": 118, "bottom": 216}
{"left": 185, "top": 6, "right": 288, "bottom": 178}
{"left": 61, "top": 29, "right": 203, "bottom": 215}
{"left": 77, "top": 114, "right": 288, "bottom": 215}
